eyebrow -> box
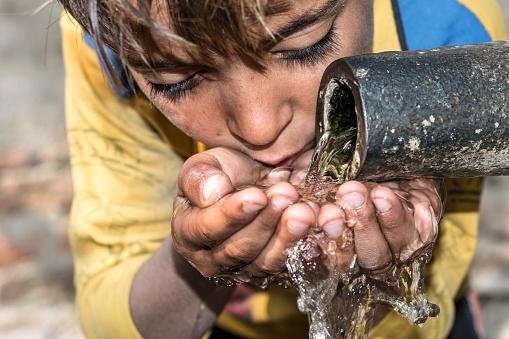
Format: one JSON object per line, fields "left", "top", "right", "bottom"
{"left": 267, "top": 0, "right": 347, "bottom": 44}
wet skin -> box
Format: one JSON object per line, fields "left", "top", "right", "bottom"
{"left": 126, "top": 0, "right": 443, "bottom": 336}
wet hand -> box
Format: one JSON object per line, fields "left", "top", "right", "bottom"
{"left": 171, "top": 147, "right": 316, "bottom": 279}
{"left": 317, "top": 179, "right": 443, "bottom": 275}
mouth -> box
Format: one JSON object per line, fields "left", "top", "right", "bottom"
{"left": 256, "top": 140, "right": 315, "bottom": 168}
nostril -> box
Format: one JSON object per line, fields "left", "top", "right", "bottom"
{"left": 228, "top": 128, "right": 279, "bottom": 149}
{"left": 227, "top": 111, "right": 292, "bottom": 149}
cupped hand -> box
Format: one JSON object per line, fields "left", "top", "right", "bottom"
{"left": 316, "top": 178, "right": 443, "bottom": 276}
{"left": 171, "top": 147, "right": 316, "bottom": 279}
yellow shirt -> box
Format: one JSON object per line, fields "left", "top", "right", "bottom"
{"left": 61, "top": 1, "right": 507, "bottom": 338}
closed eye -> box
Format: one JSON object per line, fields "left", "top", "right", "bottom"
{"left": 276, "top": 24, "right": 339, "bottom": 67}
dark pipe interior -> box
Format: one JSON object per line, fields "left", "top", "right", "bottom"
{"left": 325, "top": 80, "right": 357, "bottom": 136}
{"left": 316, "top": 79, "right": 358, "bottom": 182}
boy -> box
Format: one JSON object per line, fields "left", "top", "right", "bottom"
{"left": 58, "top": 0, "right": 506, "bottom": 338}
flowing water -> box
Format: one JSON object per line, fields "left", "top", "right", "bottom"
{"left": 210, "top": 82, "right": 440, "bottom": 338}
{"left": 283, "top": 118, "right": 439, "bottom": 338}
{"left": 285, "top": 212, "right": 439, "bottom": 339}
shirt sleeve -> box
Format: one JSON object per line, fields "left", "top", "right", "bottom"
{"left": 60, "top": 14, "right": 183, "bottom": 339}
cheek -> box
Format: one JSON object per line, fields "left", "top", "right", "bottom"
{"left": 161, "top": 98, "right": 226, "bottom": 143}
{"left": 135, "top": 79, "right": 226, "bottom": 143}
{"left": 293, "top": 74, "right": 322, "bottom": 119}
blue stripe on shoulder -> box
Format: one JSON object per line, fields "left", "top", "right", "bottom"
{"left": 397, "top": 0, "right": 492, "bottom": 50}
{"left": 84, "top": 34, "right": 134, "bottom": 99}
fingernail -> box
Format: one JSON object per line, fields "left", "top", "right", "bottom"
{"left": 290, "top": 170, "right": 307, "bottom": 185}
{"left": 202, "top": 175, "right": 223, "bottom": 201}
{"left": 271, "top": 196, "right": 293, "bottom": 211}
{"left": 373, "top": 198, "right": 392, "bottom": 213}
{"left": 342, "top": 192, "right": 365, "bottom": 209}
{"left": 266, "top": 167, "right": 292, "bottom": 183}
{"left": 243, "top": 202, "right": 265, "bottom": 214}
{"left": 323, "top": 220, "right": 343, "bottom": 239}
{"left": 287, "top": 220, "right": 309, "bottom": 236}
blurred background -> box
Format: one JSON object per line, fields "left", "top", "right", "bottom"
{"left": 0, "top": 1, "right": 508, "bottom": 338}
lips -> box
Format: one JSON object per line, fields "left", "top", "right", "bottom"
{"left": 256, "top": 140, "right": 315, "bottom": 168}
{"left": 274, "top": 153, "right": 300, "bottom": 167}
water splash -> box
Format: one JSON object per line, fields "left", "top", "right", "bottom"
{"left": 208, "top": 113, "right": 440, "bottom": 338}
{"left": 283, "top": 128, "right": 440, "bottom": 338}
{"left": 286, "top": 233, "right": 439, "bottom": 339}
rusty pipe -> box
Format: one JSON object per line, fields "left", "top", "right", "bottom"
{"left": 314, "top": 41, "right": 509, "bottom": 182}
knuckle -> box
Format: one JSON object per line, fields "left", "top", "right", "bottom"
{"left": 218, "top": 197, "right": 254, "bottom": 225}
{"left": 354, "top": 210, "right": 378, "bottom": 230}
{"left": 219, "top": 243, "right": 253, "bottom": 268}
{"left": 256, "top": 214, "right": 277, "bottom": 232}
{"left": 377, "top": 208, "right": 406, "bottom": 229}
{"left": 196, "top": 228, "right": 218, "bottom": 249}
{"left": 187, "top": 219, "right": 218, "bottom": 249}
{"left": 222, "top": 205, "right": 248, "bottom": 224}
{"left": 358, "top": 249, "right": 392, "bottom": 271}
{"left": 379, "top": 217, "right": 402, "bottom": 230}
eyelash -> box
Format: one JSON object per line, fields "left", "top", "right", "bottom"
{"left": 148, "top": 74, "right": 201, "bottom": 102}
{"left": 147, "top": 26, "right": 339, "bottom": 102}
{"left": 278, "top": 26, "right": 339, "bottom": 67}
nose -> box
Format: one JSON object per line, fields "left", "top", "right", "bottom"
{"left": 223, "top": 68, "right": 293, "bottom": 148}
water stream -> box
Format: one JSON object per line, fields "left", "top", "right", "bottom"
{"left": 284, "top": 110, "right": 440, "bottom": 338}
{"left": 210, "top": 81, "right": 440, "bottom": 338}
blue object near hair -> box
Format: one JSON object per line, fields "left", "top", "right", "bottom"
{"left": 395, "top": 0, "right": 491, "bottom": 50}
{"left": 84, "top": 33, "right": 134, "bottom": 99}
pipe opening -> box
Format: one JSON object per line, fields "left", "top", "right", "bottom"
{"left": 317, "top": 79, "right": 358, "bottom": 182}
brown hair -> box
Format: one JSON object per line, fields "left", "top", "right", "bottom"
{"left": 59, "top": 0, "right": 290, "bottom": 74}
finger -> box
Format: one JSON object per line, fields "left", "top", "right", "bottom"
{"left": 247, "top": 202, "right": 315, "bottom": 275}
{"left": 172, "top": 186, "right": 267, "bottom": 249}
{"left": 409, "top": 195, "right": 438, "bottom": 245}
{"left": 336, "top": 181, "right": 392, "bottom": 270}
{"left": 197, "top": 148, "right": 269, "bottom": 186}
{"left": 212, "top": 182, "right": 300, "bottom": 270}
{"left": 257, "top": 167, "right": 292, "bottom": 187}
{"left": 370, "top": 185, "right": 419, "bottom": 255}
{"left": 401, "top": 179, "right": 443, "bottom": 214}
{"left": 179, "top": 148, "right": 270, "bottom": 207}
{"left": 413, "top": 203, "right": 436, "bottom": 245}
{"left": 317, "top": 203, "right": 357, "bottom": 273}
{"left": 179, "top": 162, "right": 234, "bottom": 208}
{"left": 289, "top": 169, "right": 307, "bottom": 186}
{"left": 402, "top": 178, "right": 439, "bottom": 191}
{"left": 317, "top": 203, "right": 346, "bottom": 240}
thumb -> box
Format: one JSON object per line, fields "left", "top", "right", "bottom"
{"left": 178, "top": 148, "right": 270, "bottom": 208}
{"left": 178, "top": 161, "right": 233, "bottom": 208}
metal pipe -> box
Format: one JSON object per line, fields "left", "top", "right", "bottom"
{"left": 314, "top": 41, "right": 509, "bottom": 182}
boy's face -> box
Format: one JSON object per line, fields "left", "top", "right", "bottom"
{"left": 129, "top": 0, "right": 372, "bottom": 168}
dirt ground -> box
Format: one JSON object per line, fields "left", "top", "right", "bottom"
{"left": 0, "top": 1, "right": 508, "bottom": 338}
